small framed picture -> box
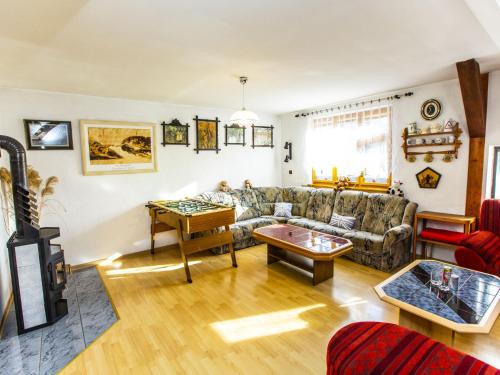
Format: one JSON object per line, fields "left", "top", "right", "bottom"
{"left": 252, "top": 125, "right": 274, "bottom": 148}
{"left": 416, "top": 167, "right": 442, "bottom": 189}
{"left": 194, "top": 116, "right": 220, "bottom": 153}
{"left": 23, "top": 119, "right": 73, "bottom": 150}
{"left": 224, "top": 124, "right": 246, "bottom": 146}
{"left": 161, "top": 119, "right": 189, "bottom": 147}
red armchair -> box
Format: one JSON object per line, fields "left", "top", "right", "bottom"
{"left": 455, "top": 199, "right": 500, "bottom": 276}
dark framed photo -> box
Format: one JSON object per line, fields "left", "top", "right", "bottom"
{"left": 24, "top": 119, "right": 73, "bottom": 150}
{"left": 194, "top": 116, "right": 220, "bottom": 153}
{"left": 161, "top": 119, "right": 189, "bottom": 147}
{"left": 252, "top": 125, "right": 274, "bottom": 148}
{"left": 416, "top": 167, "right": 441, "bottom": 189}
{"left": 224, "top": 124, "right": 246, "bottom": 146}
{"left": 421, "top": 99, "right": 441, "bottom": 121}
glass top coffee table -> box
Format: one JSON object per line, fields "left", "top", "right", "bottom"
{"left": 253, "top": 224, "right": 353, "bottom": 285}
{"left": 375, "top": 260, "right": 500, "bottom": 344}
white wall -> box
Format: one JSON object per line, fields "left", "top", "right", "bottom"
{"left": 0, "top": 88, "right": 281, "bottom": 273}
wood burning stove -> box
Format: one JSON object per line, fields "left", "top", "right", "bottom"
{"left": 0, "top": 135, "right": 68, "bottom": 334}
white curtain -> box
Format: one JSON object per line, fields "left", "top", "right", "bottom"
{"left": 305, "top": 105, "right": 392, "bottom": 182}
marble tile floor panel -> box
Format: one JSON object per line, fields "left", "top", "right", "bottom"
{"left": 0, "top": 267, "right": 117, "bottom": 375}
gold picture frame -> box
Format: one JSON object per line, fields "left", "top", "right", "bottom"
{"left": 80, "top": 120, "right": 157, "bottom": 175}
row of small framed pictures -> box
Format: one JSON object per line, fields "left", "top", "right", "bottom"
{"left": 23, "top": 118, "right": 274, "bottom": 152}
{"left": 161, "top": 117, "right": 274, "bottom": 153}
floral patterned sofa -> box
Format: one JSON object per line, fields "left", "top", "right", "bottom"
{"left": 196, "top": 187, "right": 418, "bottom": 272}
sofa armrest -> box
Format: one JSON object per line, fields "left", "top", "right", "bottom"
{"left": 455, "top": 246, "right": 487, "bottom": 273}
{"left": 383, "top": 224, "right": 413, "bottom": 252}
{"left": 402, "top": 202, "right": 418, "bottom": 226}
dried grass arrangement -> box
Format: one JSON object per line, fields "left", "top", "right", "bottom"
{"left": 0, "top": 165, "right": 63, "bottom": 233}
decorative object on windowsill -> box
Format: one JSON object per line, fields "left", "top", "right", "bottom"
{"left": 23, "top": 119, "right": 73, "bottom": 150}
{"left": 219, "top": 180, "right": 231, "bottom": 192}
{"left": 401, "top": 122, "right": 462, "bottom": 162}
{"left": 421, "top": 99, "right": 442, "bottom": 121}
{"left": 284, "top": 141, "right": 292, "bottom": 162}
{"left": 244, "top": 179, "right": 253, "bottom": 189}
{"left": 334, "top": 176, "right": 351, "bottom": 191}
{"left": 416, "top": 167, "right": 442, "bottom": 189}
{"left": 424, "top": 152, "right": 434, "bottom": 163}
{"left": 294, "top": 91, "right": 413, "bottom": 118}
{"left": 310, "top": 167, "right": 392, "bottom": 193}
{"left": 160, "top": 119, "right": 189, "bottom": 147}
{"left": 251, "top": 125, "right": 274, "bottom": 148}
{"left": 80, "top": 120, "right": 157, "bottom": 175}
{"left": 230, "top": 76, "right": 259, "bottom": 126}
{"left": 194, "top": 116, "right": 220, "bottom": 153}
{"left": 224, "top": 124, "right": 246, "bottom": 146}
{"left": 0, "top": 165, "right": 62, "bottom": 233}
{"left": 387, "top": 180, "right": 405, "bottom": 197}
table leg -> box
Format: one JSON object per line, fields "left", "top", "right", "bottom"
{"left": 399, "top": 309, "right": 454, "bottom": 346}
{"left": 267, "top": 245, "right": 281, "bottom": 265}
{"left": 312, "top": 259, "right": 334, "bottom": 286}
{"left": 176, "top": 220, "right": 192, "bottom": 283}
{"left": 150, "top": 210, "right": 156, "bottom": 255}
{"left": 225, "top": 225, "right": 237, "bottom": 268}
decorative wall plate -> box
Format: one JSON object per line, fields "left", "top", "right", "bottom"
{"left": 416, "top": 167, "right": 441, "bottom": 189}
{"left": 421, "top": 99, "right": 442, "bottom": 121}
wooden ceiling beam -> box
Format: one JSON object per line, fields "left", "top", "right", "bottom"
{"left": 456, "top": 58, "right": 489, "bottom": 218}
{"left": 456, "top": 59, "right": 488, "bottom": 137}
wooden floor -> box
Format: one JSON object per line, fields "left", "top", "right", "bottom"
{"left": 62, "top": 245, "right": 500, "bottom": 374}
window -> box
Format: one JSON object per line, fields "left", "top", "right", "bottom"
{"left": 491, "top": 146, "right": 500, "bottom": 199}
{"left": 306, "top": 106, "right": 392, "bottom": 182}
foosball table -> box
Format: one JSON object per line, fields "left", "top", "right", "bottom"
{"left": 146, "top": 198, "right": 237, "bottom": 283}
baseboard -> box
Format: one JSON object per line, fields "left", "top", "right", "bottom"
{"left": 0, "top": 293, "right": 13, "bottom": 337}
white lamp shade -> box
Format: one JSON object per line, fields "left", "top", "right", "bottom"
{"left": 229, "top": 109, "right": 259, "bottom": 125}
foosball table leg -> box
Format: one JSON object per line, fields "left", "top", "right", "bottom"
{"left": 177, "top": 221, "right": 192, "bottom": 283}
{"left": 225, "top": 225, "right": 238, "bottom": 268}
{"left": 149, "top": 209, "right": 156, "bottom": 255}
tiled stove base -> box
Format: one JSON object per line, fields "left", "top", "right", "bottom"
{"left": 0, "top": 267, "right": 117, "bottom": 375}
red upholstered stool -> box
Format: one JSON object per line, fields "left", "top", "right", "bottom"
{"left": 327, "top": 322, "right": 499, "bottom": 375}
{"left": 420, "top": 227, "right": 468, "bottom": 245}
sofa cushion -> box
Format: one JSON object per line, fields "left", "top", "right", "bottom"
{"left": 253, "top": 187, "right": 284, "bottom": 215}
{"left": 230, "top": 217, "right": 277, "bottom": 242}
{"left": 332, "top": 191, "right": 369, "bottom": 230}
{"left": 282, "top": 187, "right": 314, "bottom": 216}
{"left": 329, "top": 213, "right": 356, "bottom": 230}
{"left": 312, "top": 223, "right": 351, "bottom": 237}
{"left": 305, "top": 188, "right": 336, "bottom": 223}
{"left": 287, "top": 217, "right": 325, "bottom": 230}
{"left": 343, "top": 230, "right": 384, "bottom": 254}
{"left": 361, "top": 194, "right": 409, "bottom": 235}
{"left": 229, "top": 189, "right": 261, "bottom": 221}
{"left": 274, "top": 202, "right": 293, "bottom": 218}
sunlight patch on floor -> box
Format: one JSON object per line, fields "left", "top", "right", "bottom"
{"left": 339, "top": 297, "right": 367, "bottom": 308}
{"left": 210, "top": 304, "right": 326, "bottom": 343}
{"left": 100, "top": 252, "right": 123, "bottom": 266}
{"left": 105, "top": 261, "right": 202, "bottom": 275}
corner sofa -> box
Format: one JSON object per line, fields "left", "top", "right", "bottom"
{"left": 196, "top": 187, "right": 418, "bottom": 272}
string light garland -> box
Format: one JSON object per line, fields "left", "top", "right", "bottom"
{"left": 294, "top": 91, "right": 414, "bottom": 118}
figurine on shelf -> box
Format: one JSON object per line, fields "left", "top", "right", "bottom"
{"left": 219, "top": 180, "right": 232, "bottom": 192}
{"left": 407, "top": 122, "right": 418, "bottom": 135}
{"left": 244, "top": 179, "right": 253, "bottom": 189}
{"left": 387, "top": 180, "right": 405, "bottom": 197}
{"left": 334, "top": 176, "right": 350, "bottom": 191}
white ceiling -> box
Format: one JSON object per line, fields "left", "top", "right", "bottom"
{"left": 1, "top": 0, "right": 500, "bottom": 114}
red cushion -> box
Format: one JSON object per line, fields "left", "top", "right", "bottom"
{"left": 480, "top": 199, "right": 500, "bottom": 236}
{"left": 420, "top": 228, "right": 468, "bottom": 245}
{"left": 455, "top": 246, "right": 487, "bottom": 272}
{"left": 461, "top": 231, "right": 500, "bottom": 265}
{"left": 327, "top": 322, "right": 500, "bottom": 375}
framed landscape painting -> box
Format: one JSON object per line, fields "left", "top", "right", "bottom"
{"left": 80, "top": 120, "right": 157, "bottom": 175}
{"left": 194, "top": 116, "right": 220, "bottom": 153}
{"left": 224, "top": 124, "right": 246, "bottom": 146}
{"left": 24, "top": 119, "right": 73, "bottom": 150}
{"left": 161, "top": 119, "right": 189, "bottom": 147}
{"left": 252, "top": 125, "right": 274, "bottom": 148}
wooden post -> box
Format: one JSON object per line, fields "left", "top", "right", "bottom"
{"left": 456, "top": 59, "right": 488, "bottom": 219}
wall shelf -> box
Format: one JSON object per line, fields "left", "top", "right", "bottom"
{"left": 402, "top": 124, "right": 463, "bottom": 161}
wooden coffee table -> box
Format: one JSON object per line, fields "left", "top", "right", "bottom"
{"left": 253, "top": 224, "right": 353, "bottom": 285}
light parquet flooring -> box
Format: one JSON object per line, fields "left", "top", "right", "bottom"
{"left": 62, "top": 245, "right": 500, "bottom": 374}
